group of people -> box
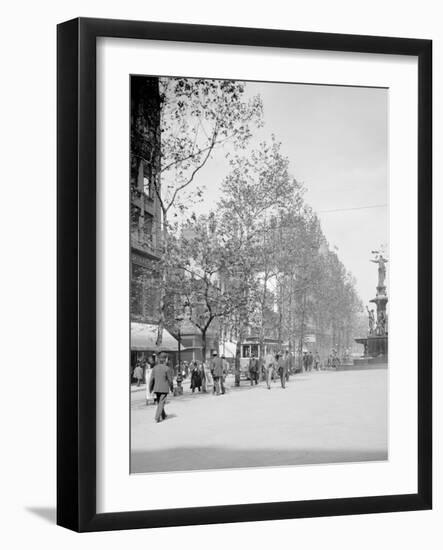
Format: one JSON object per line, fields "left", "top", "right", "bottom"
{"left": 302, "top": 351, "right": 321, "bottom": 372}
{"left": 210, "top": 351, "right": 229, "bottom": 395}
{"left": 248, "top": 349, "right": 324, "bottom": 384}
{"left": 138, "top": 351, "right": 231, "bottom": 422}
{"left": 325, "top": 348, "right": 351, "bottom": 368}
{"left": 187, "top": 352, "right": 230, "bottom": 395}
{"left": 248, "top": 350, "right": 291, "bottom": 390}
{"left": 135, "top": 348, "right": 337, "bottom": 423}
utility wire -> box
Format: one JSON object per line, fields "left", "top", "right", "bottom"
{"left": 318, "top": 204, "right": 388, "bottom": 214}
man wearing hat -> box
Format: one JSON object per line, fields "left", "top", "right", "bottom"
{"left": 210, "top": 350, "right": 225, "bottom": 395}
{"left": 148, "top": 352, "right": 173, "bottom": 423}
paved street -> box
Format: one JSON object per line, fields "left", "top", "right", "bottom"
{"left": 131, "top": 369, "right": 387, "bottom": 474}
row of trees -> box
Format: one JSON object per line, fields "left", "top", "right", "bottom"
{"left": 133, "top": 76, "right": 363, "bottom": 363}
{"left": 169, "top": 142, "right": 363, "bottom": 362}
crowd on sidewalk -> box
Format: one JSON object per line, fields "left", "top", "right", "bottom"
{"left": 133, "top": 349, "right": 312, "bottom": 423}
{"left": 132, "top": 348, "right": 343, "bottom": 397}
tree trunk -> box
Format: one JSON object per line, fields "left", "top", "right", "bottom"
{"left": 156, "top": 214, "right": 168, "bottom": 346}
{"left": 235, "top": 339, "right": 241, "bottom": 387}
{"left": 277, "top": 276, "right": 284, "bottom": 347}
{"left": 259, "top": 273, "right": 269, "bottom": 359}
{"left": 201, "top": 326, "right": 207, "bottom": 363}
{"left": 234, "top": 310, "right": 246, "bottom": 387}
{"left": 299, "top": 289, "right": 307, "bottom": 371}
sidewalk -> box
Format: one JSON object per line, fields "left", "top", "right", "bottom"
{"left": 131, "top": 369, "right": 388, "bottom": 473}
{"left": 131, "top": 372, "right": 279, "bottom": 406}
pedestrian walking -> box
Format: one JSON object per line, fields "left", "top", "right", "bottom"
{"left": 264, "top": 352, "right": 275, "bottom": 389}
{"left": 133, "top": 362, "right": 143, "bottom": 387}
{"left": 190, "top": 361, "right": 202, "bottom": 393}
{"left": 308, "top": 351, "right": 314, "bottom": 372}
{"left": 202, "top": 361, "right": 211, "bottom": 393}
{"left": 174, "top": 369, "right": 184, "bottom": 396}
{"left": 145, "top": 355, "right": 157, "bottom": 404}
{"left": 302, "top": 352, "right": 308, "bottom": 372}
{"left": 284, "top": 350, "right": 291, "bottom": 381}
{"left": 211, "top": 351, "right": 225, "bottom": 395}
{"left": 210, "top": 359, "right": 217, "bottom": 394}
{"left": 183, "top": 361, "right": 189, "bottom": 378}
{"left": 221, "top": 355, "right": 229, "bottom": 386}
{"left": 276, "top": 353, "right": 287, "bottom": 388}
{"left": 249, "top": 354, "right": 259, "bottom": 385}
{"left": 148, "top": 353, "right": 173, "bottom": 423}
{"left": 314, "top": 351, "right": 321, "bottom": 371}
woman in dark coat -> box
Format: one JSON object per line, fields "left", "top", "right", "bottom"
{"left": 190, "top": 361, "right": 202, "bottom": 392}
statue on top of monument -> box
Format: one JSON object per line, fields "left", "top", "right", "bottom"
{"left": 370, "top": 248, "right": 388, "bottom": 290}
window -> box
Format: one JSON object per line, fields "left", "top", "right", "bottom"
{"left": 143, "top": 214, "right": 153, "bottom": 242}
{"left": 131, "top": 205, "right": 141, "bottom": 233}
{"left": 143, "top": 176, "right": 154, "bottom": 199}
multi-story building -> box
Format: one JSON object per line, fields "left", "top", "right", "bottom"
{"left": 130, "top": 75, "right": 162, "bottom": 324}
{"left": 130, "top": 76, "right": 179, "bottom": 374}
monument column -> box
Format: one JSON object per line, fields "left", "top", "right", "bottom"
{"left": 354, "top": 249, "right": 388, "bottom": 366}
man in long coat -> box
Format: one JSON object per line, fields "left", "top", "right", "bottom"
{"left": 249, "top": 354, "right": 260, "bottom": 386}
{"left": 148, "top": 353, "right": 173, "bottom": 423}
{"left": 210, "top": 351, "right": 225, "bottom": 395}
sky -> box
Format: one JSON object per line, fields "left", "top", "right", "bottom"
{"left": 174, "top": 80, "right": 388, "bottom": 308}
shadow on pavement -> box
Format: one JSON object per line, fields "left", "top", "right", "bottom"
{"left": 26, "top": 507, "right": 56, "bottom": 524}
{"left": 132, "top": 376, "right": 312, "bottom": 409}
{"left": 131, "top": 446, "right": 388, "bottom": 474}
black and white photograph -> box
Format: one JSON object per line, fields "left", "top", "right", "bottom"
{"left": 0, "top": 0, "right": 437, "bottom": 542}
{"left": 129, "top": 74, "right": 389, "bottom": 474}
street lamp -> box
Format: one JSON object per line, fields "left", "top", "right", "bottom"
{"left": 175, "top": 314, "right": 184, "bottom": 375}
{"left": 175, "top": 301, "right": 191, "bottom": 376}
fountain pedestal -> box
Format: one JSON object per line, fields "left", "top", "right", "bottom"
{"left": 353, "top": 252, "right": 388, "bottom": 368}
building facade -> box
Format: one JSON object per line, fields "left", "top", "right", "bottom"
{"left": 177, "top": 319, "right": 220, "bottom": 364}
{"left": 130, "top": 76, "right": 162, "bottom": 324}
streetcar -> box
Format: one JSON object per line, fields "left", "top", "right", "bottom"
{"left": 239, "top": 337, "right": 285, "bottom": 379}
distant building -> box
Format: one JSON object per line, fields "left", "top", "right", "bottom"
{"left": 177, "top": 319, "right": 219, "bottom": 364}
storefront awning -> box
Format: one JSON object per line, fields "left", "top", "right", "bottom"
{"left": 131, "top": 322, "right": 179, "bottom": 352}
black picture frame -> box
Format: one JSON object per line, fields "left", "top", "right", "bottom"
{"left": 57, "top": 17, "right": 432, "bottom": 532}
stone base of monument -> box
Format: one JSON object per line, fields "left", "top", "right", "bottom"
{"left": 336, "top": 358, "right": 387, "bottom": 370}
{"left": 367, "top": 334, "right": 388, "bottom": 357}
{"left": 348, "top": 334, "right": 388, "bottom": 370}
{"left": 347, "top": 357, "right": 388, "bottom": 370}
{"left": 353, "top": 252, "right": 389, "bottom": 371}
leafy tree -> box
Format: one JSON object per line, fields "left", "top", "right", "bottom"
{"left": 139, "top": 77, "right": 263, "bottom": 344}
{"left": 217, "top": 138, "right": 303, "bottom": 379}
{"left": 177, "top": 214, "right": 253, "bottom": 361}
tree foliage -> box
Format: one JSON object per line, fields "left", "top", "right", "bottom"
{"left": 162, "top": 135, "right": 363, "bottom": 361}
{"left": 133, "top": 76, "right": 363, "bottom": 358}
{"left": 152, "top": 77, "right": 263, "bottom": 344}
